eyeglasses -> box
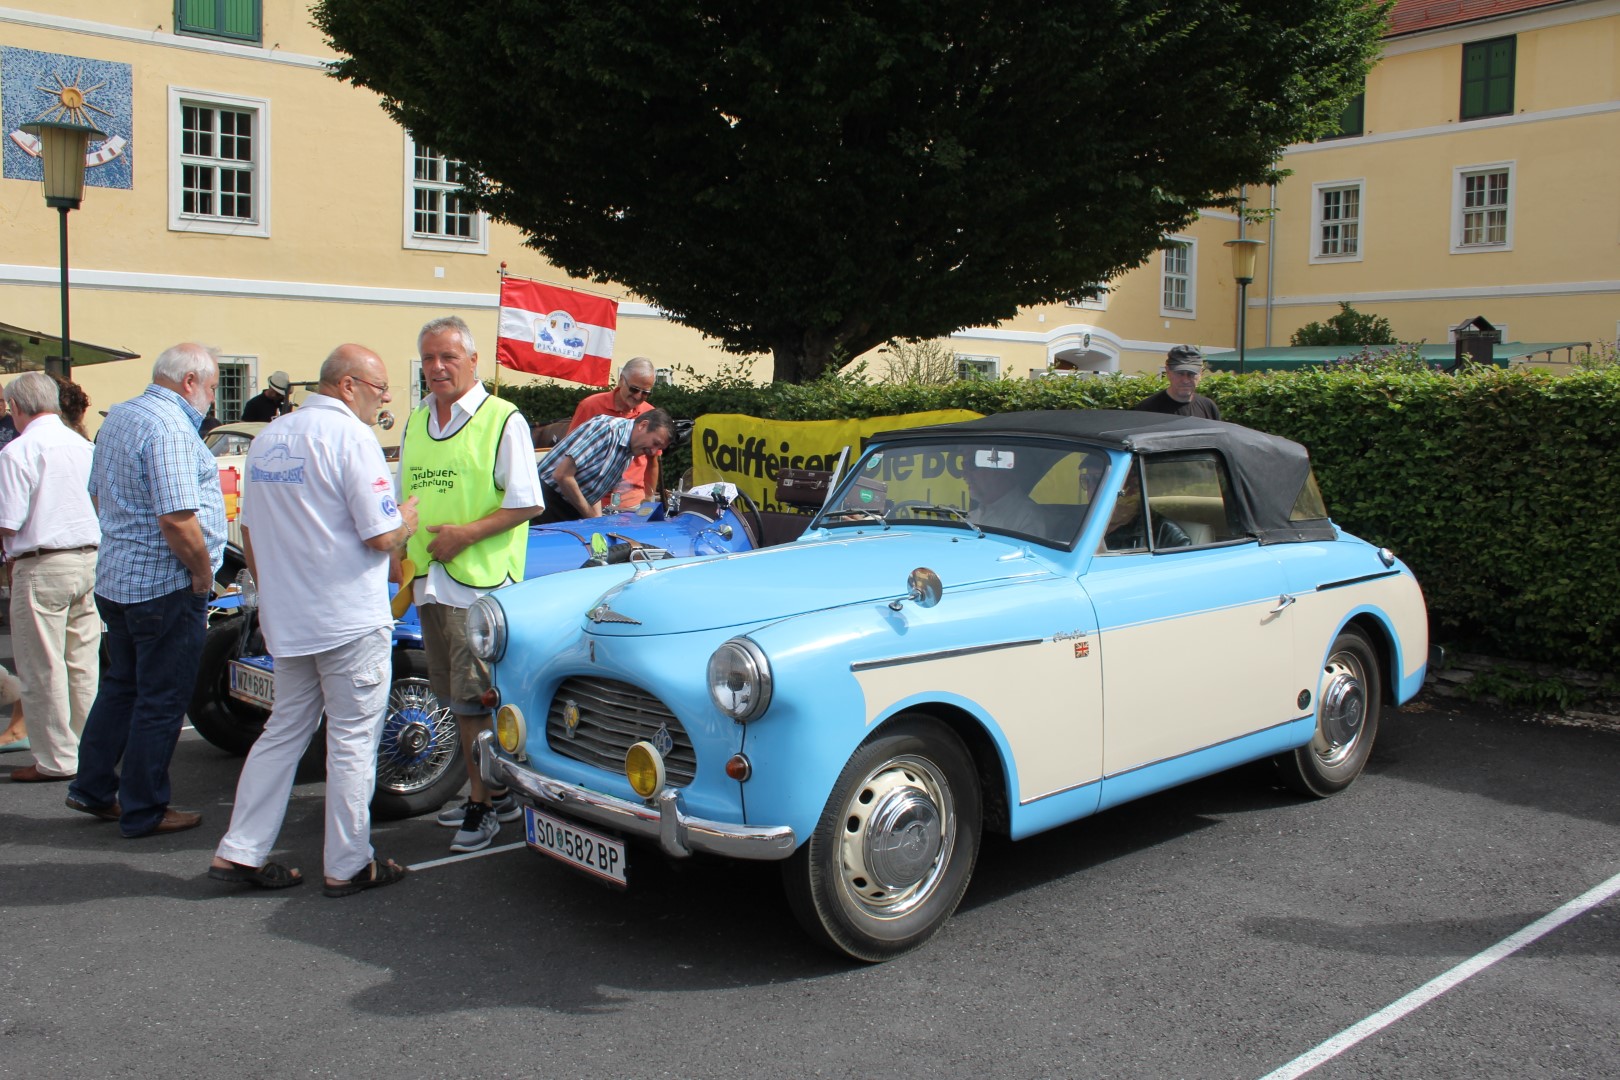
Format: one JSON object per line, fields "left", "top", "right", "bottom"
{"left": 347, "top": 375, "right": 389, "bottom": 395}
{"left": 623, "top": 383, "right": 654, "bottom": 398}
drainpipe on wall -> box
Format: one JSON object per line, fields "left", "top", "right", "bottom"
{"left": 1265, "top": 183, "right": 1277, "bottom": 347}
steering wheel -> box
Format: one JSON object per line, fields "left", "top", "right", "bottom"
{"left": 733, "top": 490, "right": 768, "bottom": 549}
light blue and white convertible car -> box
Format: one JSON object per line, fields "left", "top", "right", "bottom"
{"left": 467, "top": 411, "right": 1429, "bottom": 961}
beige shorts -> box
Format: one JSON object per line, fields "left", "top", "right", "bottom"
{"left": 417, "top": 602, "right": 491, "bottom": 716}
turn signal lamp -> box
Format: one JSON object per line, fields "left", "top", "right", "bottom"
{"left": 496, "top": 704, "right": 526, "bottom": 755}
{"left": 625, "top": 740, "right": 666, "bottom": 799}
{"left": 724, "top": 754, "right": 752, "bottom": 782}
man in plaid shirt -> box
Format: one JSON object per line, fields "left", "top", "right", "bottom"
{"left": 537, "top": 409, "right": 675, "bottom": 522}
{"left": 66, "top": 344, "right": 226, "bottom": 838}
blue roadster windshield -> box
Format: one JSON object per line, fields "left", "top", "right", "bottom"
{"left": 816, "top": 438, "right": 1111, "bottom": 549}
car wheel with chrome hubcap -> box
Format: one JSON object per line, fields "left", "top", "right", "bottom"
{"left": 1274, "top": 626, "right": 1382, "bottom": 797}
{"left": 783, "top": 715, "right": 981, "bottom": 962}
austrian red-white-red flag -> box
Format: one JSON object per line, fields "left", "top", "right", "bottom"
{"left": 495, "top": 278, "right": 617, "bottom": 386}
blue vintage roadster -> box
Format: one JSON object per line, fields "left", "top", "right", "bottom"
{"left": 467, "top": 411, "right": 1430, "bottom": 960}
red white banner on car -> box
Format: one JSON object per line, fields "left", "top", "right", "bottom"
{"left": 495, "top": 277, "right": 617, "bottom": 386}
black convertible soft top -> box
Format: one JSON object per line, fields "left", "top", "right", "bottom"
{"left": 874, "top": 410, "right": 1335, "bottom": 545}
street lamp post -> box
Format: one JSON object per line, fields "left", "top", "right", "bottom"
{"left": 21, "top": 118, "right": 104, "bottom": 381}
{"left": 1223, "top": 237, "right": 1266, "bottom": 374}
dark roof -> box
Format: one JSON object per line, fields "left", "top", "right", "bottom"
{"left": 1386, "top": 0, "right": 1574, "bottom": 37}
{"left": 874, "top": 410, "right": 1334, "bottom": 545}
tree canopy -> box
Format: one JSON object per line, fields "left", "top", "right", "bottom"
{"left": 316, "top": 0, "right": 1389, "bottom": 382}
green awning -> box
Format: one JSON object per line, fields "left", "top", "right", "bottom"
{"left": 0, "top": 320, "right": 141, "bottom": 373}
{"left": 1205, "top": 342, "right": 1592, "bottom": 372}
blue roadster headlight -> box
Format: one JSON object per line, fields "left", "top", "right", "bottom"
{"left": 707, "top": 637, "right": 772, "bottom": 722}
{"left": 466, "top": 596, "right": 507, "bottom": 662}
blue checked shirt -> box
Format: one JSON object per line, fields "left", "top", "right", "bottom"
{"left": 90, "top": 384, "right": 226, "bottom": 603}
{"left": 539, "top": 414, "right": 635, "bottom": 505}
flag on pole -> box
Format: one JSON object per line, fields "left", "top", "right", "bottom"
{"left": 495, "top": 277, "right": 618, "bottom": 386}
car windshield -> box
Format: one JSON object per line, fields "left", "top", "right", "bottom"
{"left": 819, "top": 438, "right": 1111, "bottom": 547}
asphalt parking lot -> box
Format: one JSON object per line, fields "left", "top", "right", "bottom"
{"left": 2, "top": 688, "right": 1617, "bottom": 1080}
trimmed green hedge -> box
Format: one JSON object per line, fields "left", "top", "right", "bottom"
{"left": 497, "top": 365, "right": 1620, "bottom": 668}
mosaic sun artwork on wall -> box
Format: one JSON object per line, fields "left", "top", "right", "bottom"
{"left": 2, "top": 47, "right": 134, "bottom": 191}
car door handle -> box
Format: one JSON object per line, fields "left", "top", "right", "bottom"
{"left": 1269, "top": 594, "right": 1297, "bottom": 615}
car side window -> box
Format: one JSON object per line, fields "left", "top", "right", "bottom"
{"left": 1141, "top": 453, "right": 1241, "bottom": 548}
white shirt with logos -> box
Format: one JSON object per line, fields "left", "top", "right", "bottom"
{"left": 0, "top": 413, "right": 98, "bottom": 555}
{"left": 398, "top": 381, "right": 543, "bottom": 610}
{"left": 240, "top": 393, "right": 401, "bottom": 657}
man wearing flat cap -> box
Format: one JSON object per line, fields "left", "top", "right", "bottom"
{"left": 1134, "top": 345, "right": 1222, "bottom": 420}
{"left": 241, "top": 370, "right": 294, "bottom": 422}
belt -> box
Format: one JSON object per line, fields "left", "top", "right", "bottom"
{"left": 12, "top": 545, "right": 98, "bottom": 560}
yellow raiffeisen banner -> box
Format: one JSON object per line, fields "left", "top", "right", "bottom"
{"left": 692, "top": 411, "right": 982, "bottom": 512}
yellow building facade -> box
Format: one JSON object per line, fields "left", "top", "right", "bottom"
{"left": 2, "top": 1, "right": 1612, "bottom": 432}
{"left": 1256, "top": 0, "right": 1620, "bottom": 356}
{"left": 0, "top": 1, "right": 741, "bottom": 439}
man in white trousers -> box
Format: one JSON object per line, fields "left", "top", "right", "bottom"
{"left": 207, "top": 344, "right": 418, "bottom": 896}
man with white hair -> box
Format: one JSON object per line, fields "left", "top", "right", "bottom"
{"left": 0, "top": 371, "right": 101, "bottom": 782}
{"left": 399, "top": 315, "right": 542, "bottom": 852}
{"left": 565, "top": 356, "right": 662, "bottom": 511}
{"left": 66, "top": 343, "right": 225, "bottom": 837}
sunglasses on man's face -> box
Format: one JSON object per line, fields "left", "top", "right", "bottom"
{"left": 623, "top": 383, "right": 654, "bottom": 398}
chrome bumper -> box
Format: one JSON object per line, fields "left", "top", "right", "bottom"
{"left": 474, "top": 731, "right": 797, "bottom": 861}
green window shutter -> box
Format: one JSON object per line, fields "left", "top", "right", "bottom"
{"left": 1461, "top": 36, "right": 1514, "bottom": 120}
{"left": 223, "top": 0, "right": 257, "bottom": 38}
{"left": 179, "top": 0, "right": 214, "bottom": 28}
{"left": 1337, "top": 92, "right": 1364, "bottom": 137}
{"left": 176, "top": 0, "right": 260, "bottom": 43}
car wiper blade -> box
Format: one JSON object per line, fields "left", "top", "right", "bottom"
{"left": 890, "top": 504, "right": 984, "bottom": 537}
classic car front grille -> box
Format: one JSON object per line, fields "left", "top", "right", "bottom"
{"left": 545, "top": 676, "right": 697, "bottom": 786}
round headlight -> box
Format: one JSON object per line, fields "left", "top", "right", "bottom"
{"left": 466, "top": 596, "right": 507, "bottom": 662}
{"left": 707, "top": 637, "right": 772, "bottom": 722}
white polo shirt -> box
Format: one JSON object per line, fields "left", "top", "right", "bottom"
{"left": 0, "top": 413, "right": 98, "bottom": 555}
{"left": 397, "top": 381, "right": 543, "bottom": 610}
{"left": 239, "top": 393, "right": 401, "bottom": 657}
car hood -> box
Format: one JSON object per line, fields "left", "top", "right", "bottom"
{"left": 577, "top": 529, "right": 1058, "bottom": 636}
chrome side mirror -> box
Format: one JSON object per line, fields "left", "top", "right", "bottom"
{"left": 375, "top": 409, "right": 395, "bottom": 431}
{"left": 889, "top": 567, "right": 942, "bottom": 611}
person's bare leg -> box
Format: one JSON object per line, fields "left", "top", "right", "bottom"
{"left": 1, "top": 701, "right": 26, "bottom": 745}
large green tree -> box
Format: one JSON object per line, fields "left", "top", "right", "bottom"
{"left": 316, "top": 0, "right": 1388, "bottom": 382}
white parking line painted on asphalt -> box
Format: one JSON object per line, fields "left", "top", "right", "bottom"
{"left": 408, "top": 840, "right": 525, "bottom": 872}
{"left": 1260, "top": 868, "right": 1620, "bottom": 1080}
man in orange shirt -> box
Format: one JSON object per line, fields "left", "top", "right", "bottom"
{"left": 566, "top": 357, "right": 660, "bottom": 511}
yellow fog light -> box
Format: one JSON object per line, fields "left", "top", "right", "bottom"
{"left": 625, "top": 740, "right": 666, "bottom": 799}
{"left": 496, "top": 704, "right": 526, "bottom": 755}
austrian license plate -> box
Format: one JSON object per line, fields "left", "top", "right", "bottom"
{"left": 524, "top": 806, "right": 627, "bottom": 886}
{"left": 228, "top": 659, "right": 275, "bottom": 709}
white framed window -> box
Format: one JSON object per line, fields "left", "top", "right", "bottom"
{"left": 954, "top": 354, "right": 1000, "bottom": 381}
{"left": 404, "top": 137, "right": 488, "bottom": 253}
{"left": 1310, "top": 181, "right": 1364, "bottom": 263}
{"left": 1160, "top": 237, "right": 1196, "bottom": 318}
{"left": 1451, "top": 162, "right": 1514, "bottom": 253}
{"left": 1064, "top": 284, "right": 1109, "bottom": 311}
{"left": 216, "top": 354, "right": 257, "bottom": 422}
{"left": 168, "top": 87, "right": 270, "bottom": 237}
